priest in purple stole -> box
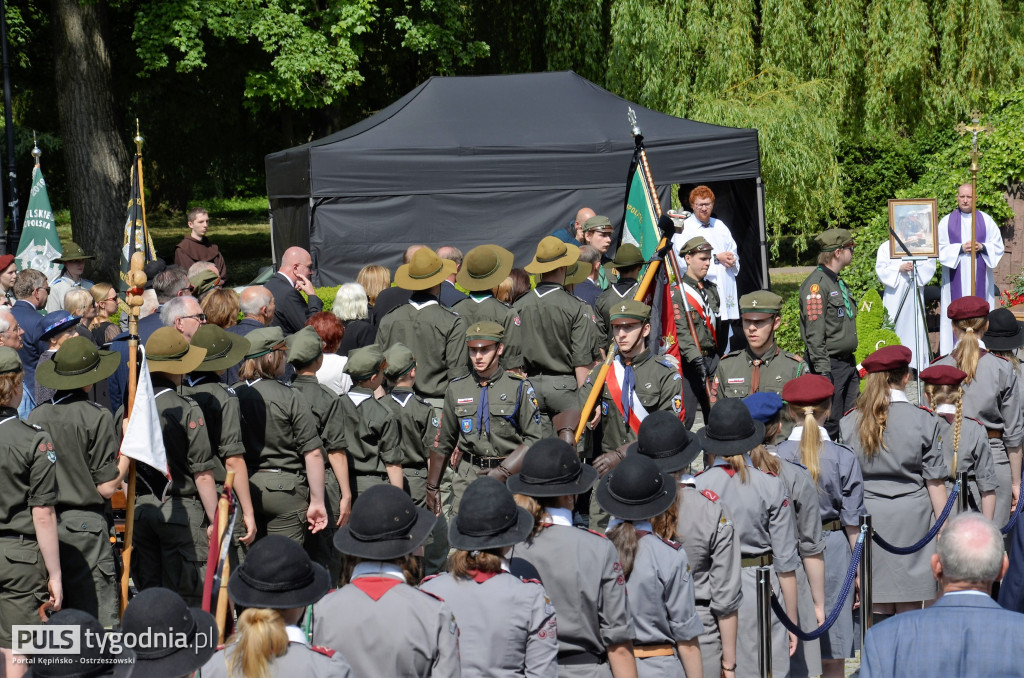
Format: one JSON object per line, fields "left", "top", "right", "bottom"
{"left": 938, "top": 183, "right": 1004, "bottom": 354}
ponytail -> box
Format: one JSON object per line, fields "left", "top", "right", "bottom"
{"left": 950, "top": 317, "right": 987, "bottom": 383}
{"left": 607, "top": 522, "right": 640, "bottom": 579}
{"left": 749, "top": 444, "right": 780, "bottom": 476}
{"left": 227, "top": 608, "right": 289, "bottom": 678}
{"left": 722, "top": 454, "right": 749, "bottom": 483}
{"left": 651, "top": 489, "right": 680, "bottom": 541}
{"left": 789, "top": 399, "right": 830, "bottom": 483}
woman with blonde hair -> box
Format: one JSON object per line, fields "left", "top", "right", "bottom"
{"left": 63, "top": 287, "right": 97, "bottom": 343}
{"left": 202, "top": 286, "right": 241, "bottom": 328}
{"left": 356, "top": 264, "right": 390, "bottom": 310}
{"left": 89, "top": 283, "right": 121, "bottom": 344}
{"left": 934, "top": 297, "right": 1023, "bottom": 526}
{"left": 919, "top": 364, "right": 997, "bottom": 520}
{"left": 840, "top": 345, "right": 947, "bottom": 618}
{"left": 776, "top": 376, "right": 864, "bottom": 678}
{"left": 201, "top": 535, "right": 352, "bottom": 677}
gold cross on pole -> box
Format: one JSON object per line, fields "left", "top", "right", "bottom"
{"left": 954, "top": 111, "right": 993, "bottom": 296}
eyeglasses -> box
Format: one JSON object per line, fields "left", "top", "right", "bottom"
{"left": 36, "top": 286, "right": 50, "bottom": 294}
{"left": 181, "top": 313, "right": 207, "bottom": 322}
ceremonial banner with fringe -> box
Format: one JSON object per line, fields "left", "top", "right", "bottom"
{"left": 15, "top": 158, "right": 62, "bottom": 281}
{"left": 119, "top": 145, "right": 157, "bottom": 291}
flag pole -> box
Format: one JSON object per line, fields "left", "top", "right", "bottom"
{"left": 215, "top": 471, "right": 235, "bottom": 644}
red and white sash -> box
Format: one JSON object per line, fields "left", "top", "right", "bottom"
{"left": 682, "top": 280, "right": 718, "bottom": 344}
{"left": 604, "top": 357, "right": 649, "bottom": 434}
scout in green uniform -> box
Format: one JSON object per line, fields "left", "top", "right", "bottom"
{"left": 593, "top": 244, "right": 644, "bottom": 347}
{"left": 381, "top": 342, "right": 449, "bottom": 575}
{"left": 184, "top": 324, "right": 257, "bottom": 554}
{"left": 453, "top": 244, "right": 523, "bottom": 370}
{"left": 340, "top": 344, "right": 404, "bottom": 495}
{"left": 581, "top": 215, "right": 616, "bottom": 289}
{"left": 0, "top": 347, "right": 61, "bottom": 665}
{"left": 132, "top": 327, "right": 218, "bottom": 605}
{"left": 798, "top": 228, "right": 858, "bottom": 440}
{"left": 515, "top": 236, "right": 600, "bottom": 434}
{"left": 285, "top": 326, "right": 352, "bottom": 581}
{"left": 432, "top": 321, "right": 544, "bottom": 515}
{"left": 675, "top": 235, "right": 721, "bottom": 428}
{"left": 234, "top": 327, "right": 328, "bottom": 545}
{"left": 30, "top": 336, "right": 129, "bottom": 626}
{"left": 376, "top": 247, "right": 468, "bottom": 400}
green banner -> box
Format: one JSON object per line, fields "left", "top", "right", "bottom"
{"left": 621, "top": 150, "right": 660, "bottom": 261}
{"left": 15, "top": 163, "right": 62, "bottom": 280}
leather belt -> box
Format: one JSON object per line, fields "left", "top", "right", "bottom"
{"left": 987, "top": 429, "right": 1003, "bottom": 439}
{"left": 822, "top": 518, "right": 842, "bottom": 532}
{"left": 558, "top": 651, "right": 607, "bottom": 666}
{"left": 741, "top": 553, "right": 774, "bottom": 567}
{"left": 464, "top": 451, "right": 508, "bottom": 469}
{"left": 633, "top": 643, "right": 675, "bottom": 658}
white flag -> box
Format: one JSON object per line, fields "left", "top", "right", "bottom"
{"left": 120, "top": 346, "right": 171, "bottom": 501}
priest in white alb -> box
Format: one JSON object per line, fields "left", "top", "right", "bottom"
{"left": 938, "top": 183, "right": 1004, "bottom": 355}
{"left": 875, "top": 241, "right": 936, "bottom": 372}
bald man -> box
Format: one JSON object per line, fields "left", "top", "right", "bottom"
{"left": 551, "top": 206, "right": 596, "bottom": 245}
{"left": 265, "top": 246, "right": 323, "bottom": 335}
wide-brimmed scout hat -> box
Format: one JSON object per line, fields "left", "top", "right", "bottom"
{"left": 345, "top": 344, "right": 386, "bottom": 381}
{"left": 191, "top": 324, "right": 249, "bottom": 372}
{"left": 563, "top": 261, "right": 591, "bottom": 286}
{"left": 679, "top": 236, "right": 713, "bottom": 255}
{"left": 698, "top": 398, "right": 765, "bottom": 457}
{"left": 26, "top": 609, "right": 135, "bottom": 678}
{"left": 506, "top": 438, "right": 598, "bottom": 497}
{"left": 121, "top": 587, "right": 217, "bottom": 678}
{"left": 983, "top": 308, "right": 1024, "bottom": 351}
{"left": 189, "top": 270, "right": 221, "bottom": 298}
{"left": 596, "top": 453, "right": 677, "bottom": 522}
{"left": 631, "top": 410, "right": 701, "bottom": 472}
{"left": 0, "top": 347, "right": 22, "bottom": 374}
{"left": 55, "top": 241, "right": 94, "bottom": 263}
{"left": 39, "top": 310, "right": 81, "bottom": 342}
{"left": 739, "top": 291, "right": 783, "bottom": 320}
{"left": 456, "top": 244, "right": 514, "bottom": 292}
{"left": 334, "top": 484, "right": 437, "bottom": 560}
{"left": 228, "top": 535, "right": 331, "bottom": 609}
{"left": 36, "top": 335, "right": 120, "bottom": 390}
{"left": 383, "top": 343, "right": 416, "bottom": 380}
{"left": 525, "top": 236, "right": 579, "bottom": 274}
{"left": 815, "top": 228, "right": 855, "bottom": 252}
{"left": 466, "top": 321, "right": 504, "bottom": 347}
{"left": 394, "top": 247, "right": 456, "bottom": 291}
{"left": 244, "top": 326, "right": 287, "bottom": 360}
{"left": 448, "top": 477, "right": 534, "bottom": 551}
{"left": 611, "top": 244, "right": 645, "bottom": 269}
{"left": 146, "top": 327, "right": 207, "bottom": 374}
{"left": 285, "top": 326, "right": 323, "bottom": 367}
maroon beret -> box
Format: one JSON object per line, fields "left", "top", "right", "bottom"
{"left": 919, "top": 365, "right": 967, "bottom": 387}
{"left": 781, "top": 374, "right": 834, "bottom": 406}
{"left": 861, "top": 345, "right": 912, "bottom": 373}
{"left": 947, "top": 296, "right": 990, "bottom": 321}
{"left": 0, "top": 254, "right": 13, "bottom": 271}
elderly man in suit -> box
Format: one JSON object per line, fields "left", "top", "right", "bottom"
{"left": 861, "top": 512, "right": 1024, "bottom": 678}
{"left": 265, "top": 246, "right": 324, "bottom": 335}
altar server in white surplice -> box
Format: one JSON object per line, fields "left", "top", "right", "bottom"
{"left": 875, "top": 241, "right": 936, "bottom": 372}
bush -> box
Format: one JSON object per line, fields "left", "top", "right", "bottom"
{"left": 776, "top": 293, "right": 804, "bottom": 354}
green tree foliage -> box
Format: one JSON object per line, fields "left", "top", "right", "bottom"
{"left": 809, "top": 0, "right": 865, "bottom": 129}
{"left": 545, "top": 0, "right": 607, "bottom": 82}
{"left": 698, "top": 0, "right": 756, "bottom": 92}
{"left": 605, "top": 0, "right": 688, "bottom": 113}
{"left": 761, "top": 0, "right": 814, "bottom": 79}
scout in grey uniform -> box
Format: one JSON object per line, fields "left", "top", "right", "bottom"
{"left": 839, "top": 345, "right": 948, "bottom": 614}
{"left": 340, "top": 344, "right": 405, "bottom": 495}
{"left": 183, "top": 324, "right": 258, "bottom": 557}
{"left": 376, "top": 246, "right": 468, "bottom": 400}
{"left": 798, "top": 228, "right": 858, "bottom": 440}
{"left": 597, "top": 454, "right": 703, "bottom": 678}
{"left": 203, "top": 535, "right": 353, "bottom": 678}
{"left": 775, "top": 375, "right": 865, "bottom": 673}
{"left": 421, "top": 477, "right": 558, "bottom": 677}
{"left": 129, "top": 327, "right": 217, "bottom": 605}
{"left": 0, "top": 347, "right": 62, "bottom": 657}
{"left": 30, "top": 336, "right": 128, "bottom": 626}
{"left": 695, "top": 399, "right": 800, "bottom": 678}
{"left": 593, "top": 244, "right": 644, "bottom": 346}
{"left": 920, "top": 364, "right": 998, "bottom": 519}
{"left": 675, "top": 235, "right": 721, "bottom": 428}
{"left": 381, "top": 342, "right": 449, "bottom": 575}
{"left": 515, "top": 236, "right": 600, "bottom": 435}
{"left": 313, "top": 484, "right": 460, "bottom": 678}
{"left": 45, "top": 241, "right": 95, "bottom": 312}
{"left": 434, "top": 321, "right": 544, "bottom": 514}
{"left": 286, "top": 326, "right": 352, "bottom": 581}
{"left": 934, "top": 297, "right": 1024, "bottom": 526}
{"left": 452, "top": 243, "right": 524, "bottom": 370}
{"left": 233, "top": 326, "right": 328, "bottom": 545}
{"left": 507, "top": 438, "right": 637, "bottom": 678}
{"left": 122, "top": 588, "right": 219, "bottom": 678}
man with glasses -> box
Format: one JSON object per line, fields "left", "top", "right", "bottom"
{"left": 10, "top": 268, "right": 49, "bottom": 415}
{"left": 0, "top": 307, "right": 24, "bottom": 350}
{"left": 799, "top": 228, "right": 859, "bottom": 440}
{"left": 160, "top": 296, "right": 207, "bottom": 342}
{"left": 266, "top": 246, "right": 323, "bottom": 335}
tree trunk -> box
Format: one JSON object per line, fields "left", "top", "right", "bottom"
{"left": 51, "top": 0, "right": 128, "bottom": 282}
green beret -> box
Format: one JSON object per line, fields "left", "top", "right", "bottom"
{"left": 383, "top": 343, "right": 416, "bottom": 380}
{"left": 679, "top": 236, "right": 712, "bottom": 255}
{"left": 611, "top": 244, "right": 645, "bottom": 268}
{"left": 244, "top": 327, "right": 287, "bottom": 359}
{"left": 285, "top": 326, "right": 323, "bottom": 366}
{"left": 466, "top": 321, "right": 505, "bottom": 345}
{"left": 0, "top": 347, "right": 22, "bottom": 374}
{"left": 815, "top": 228, "right": 855, "bottom": 252}
{"left": 582, "top": 215, "right": 613, "bottom": 232}
{"left": 609, "top": 300, "right": 651, "bottom": 323}
{"left": 345, "top": 344, "right": 385, "bottom": 381}
{"left": 739, "top": 291, "right": 783, "bottom": 318}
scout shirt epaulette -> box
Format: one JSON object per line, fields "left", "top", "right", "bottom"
{"left": 506, "top": 371, "right": 525, "bottom": 381}
{"left": 420, "top": 573, "right": 441, "bottom": 584}
{"left": 843, "top": 406, "right": 857, "bottom": 417}
{"left": 659, "top": 536, "right": 683, "bottom": 550}
{"left": 966, "top": 416, "right": 985, "bottom": 427}
{"left": 582, "top": 527, "right": 608, "bottom": 539}
{"left": 654, "top": 355, "right": 680, "bottom": 372}
{"left": 311, "top": 645, "right": 336, "bottom": 658}
{"left": 419, "top": 588, "right": 447, "bottom": 603}
{"left": 25, "top": 421, "right": 44, "bottom": 431}
{"left": 519, "top": 577, "right": 544, "bottom": 586}
{"left": 699, "top": 488, "right": 719, "bottom": 503}
{"left": 89, "top": 400, "right": 106, "bottom": 409}
{"left": 723, "top": 348, "right": 744, "bottom": 358}
{"left": 783, "top": 458, "right": 808, "bottom": 471}
{"left": 917, "top": 405, "right": 934, "bottom": 414}
{"left": 930, "top": 354, "right": 949, "bottom": 364}
{"left": 449, "top": 373, "right": 470, "bottom": 384}
{"left": 786, "top": 353, "right": 803, "bottom": 362}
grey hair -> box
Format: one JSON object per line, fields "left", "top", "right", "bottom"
{"left": 153, "top": 265, "right": 190, "bottom": 304}
{"left": 240, "top": 286, "right": 273, "bottom": 317}
{"left": 936, "top": 512, "right": 1004, "bottom": 584}
{"left": 578, "top": 245, "right": 601, "bottom": 266}
{"left": 63, "top": 288, "right": 93, "bottom": 316}
{"left": 0, "top": 307, "right": 10, "bottom": 333}
{"left": 333, "top": 283, "right": 368, "bottom": 322}
{"left": 160, "top": 295, "right": 200, "bottom": 326}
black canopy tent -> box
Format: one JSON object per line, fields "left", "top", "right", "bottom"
{"left": 265, "top": 71, "right": 769, "bottom": 291}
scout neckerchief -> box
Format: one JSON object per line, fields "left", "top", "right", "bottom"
{"left": 682, "top": 277, "right": 718, "bottom": 344}
{"left": 604, "top": 354, "right": 648, "bottom": 434}
{"left": 817, "top": 265, "right": 852, "bottom": 318}
{"left": 746, "top": 344, "right": 780, "bottom": 393}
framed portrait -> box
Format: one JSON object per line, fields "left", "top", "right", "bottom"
{"left": 888, "top": 198, "right": 939, "bottom": 258}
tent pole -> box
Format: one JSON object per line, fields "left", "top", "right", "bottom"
{"left": 756, "top": 177, "right": 770, "bottom": 289}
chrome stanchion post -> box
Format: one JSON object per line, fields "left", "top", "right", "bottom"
{"left": 860, "top": 514, "right": 873, "bottom": 653}
{"left": 757, "top": 565, "right": 772, "bottom": 678}
{"left": 957, "top": 472, "right": 969, "bottom": 513}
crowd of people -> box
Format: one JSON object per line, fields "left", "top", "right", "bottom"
{"left": 2, "top": 188, "right": 1024, "bottom": 678}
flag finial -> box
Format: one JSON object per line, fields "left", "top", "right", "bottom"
{"left": 628, "top": 107, "right": 641, "bottom": 137}
{"left": 134, "top": 118, "right": 143, "bottom": 153}
{"left": 31, "top": 131, "right": 40, "bottom": 162}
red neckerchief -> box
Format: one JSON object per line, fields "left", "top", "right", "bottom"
{"left": 467, "top": 569, "right": 501, "bottom": 584}
{"left": 351, "top": 576, "right": 402, "bottom": 601}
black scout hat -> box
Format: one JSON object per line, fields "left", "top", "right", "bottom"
{"left": 631, "top": 410, "right": 701, "bottom": 472}
{"left": 121, "top": 587, "right": 217, "bottom": 678}
{"left": 448, "top": 477, "right": 534, "bottom": 551}
{"left": 506, "top": 438, "right": 598, "bottom": 497}
{"left": 698, "top": 398, "right": 765, "bottom": 457}
{"left": 983, "top": 308, "right": 1024, "bottom": 351}
{"left": 26, "top": 609, "right": 135, "bottom": 678}
{"left": 596, "top": 453, "right": 678, "bottom": 522}
{"left": 333, "top": 484, "right": 437, "bottom": 560}
{"left": 227, "top": 535, "right": 331, "bottom": 609}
